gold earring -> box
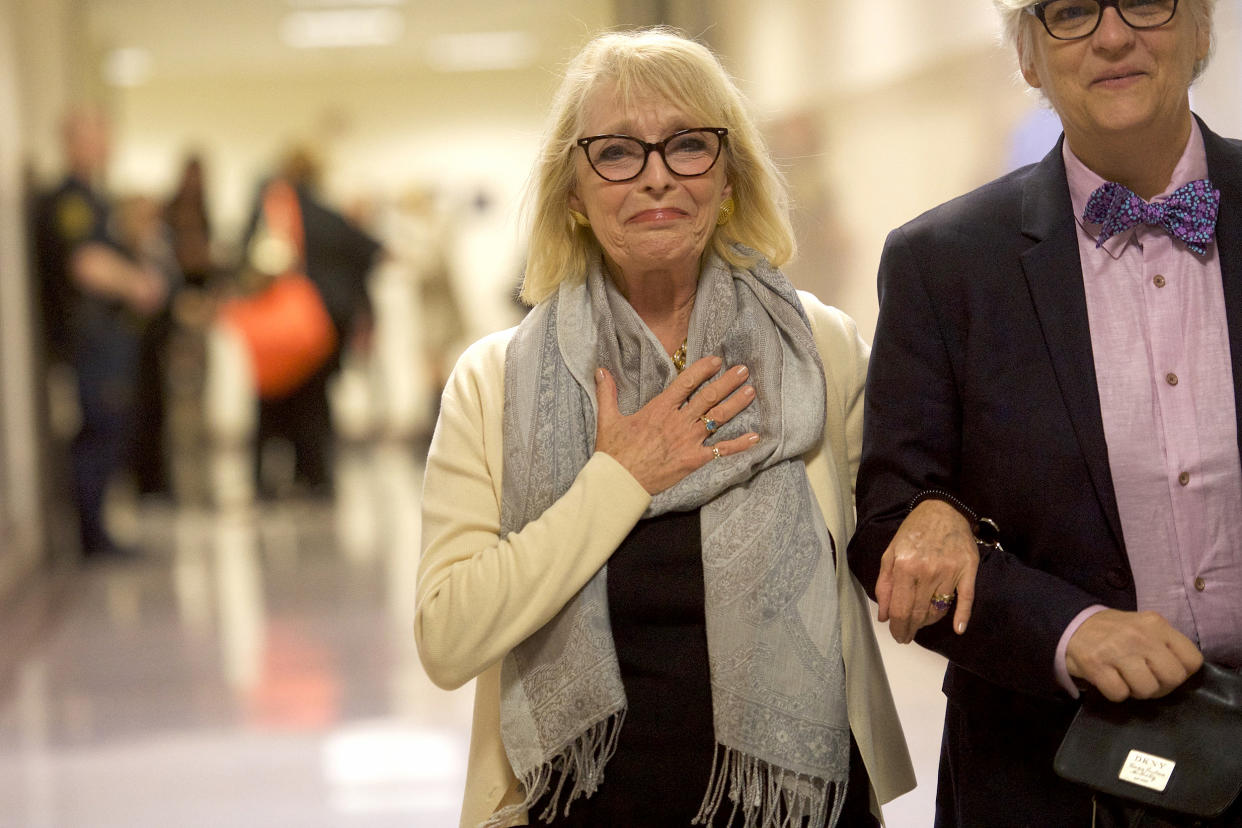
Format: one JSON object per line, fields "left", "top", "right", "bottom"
{"left": 716, "top": 197, "right": 735, "bottom": 227}
{"left": 569, "top": 209, "right": 591, "bottom": 228}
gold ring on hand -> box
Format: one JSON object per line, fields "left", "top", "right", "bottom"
{"left": 700, "top": 416, "right": 718, "bottom": 435}
{"left": 930, "top": 592, "right": 956, "bottom": 612}
{"left": 712, "top": 446, "right": 722, "bottom": 460}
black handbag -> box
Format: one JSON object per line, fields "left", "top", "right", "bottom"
{"left": 1053, "top": 662, "right": 1242, "bottom": 826}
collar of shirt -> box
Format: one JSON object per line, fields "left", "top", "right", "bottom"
{"left": 1063, "top": 118, "right": 1211, "bottom": 258}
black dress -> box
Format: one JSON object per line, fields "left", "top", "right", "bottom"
{"left": 534, "top": 510, "right": 877, "bottom": 827}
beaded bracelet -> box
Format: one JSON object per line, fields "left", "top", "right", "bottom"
{"left": 907, "top": 489, "right": 1003, "bottom": 551}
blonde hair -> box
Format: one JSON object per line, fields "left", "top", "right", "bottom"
{"left": 992, "top": 0, "right": 1215, "bottom": 80}
{"left": 518, "top": 27, "right": 795, "bottom": 306}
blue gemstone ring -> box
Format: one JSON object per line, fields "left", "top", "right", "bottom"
{"left": 930, "top": 592, "right": 956, "bottom": 612}
{"left": 700, "top": 416, "right": 718, "bottom": 435}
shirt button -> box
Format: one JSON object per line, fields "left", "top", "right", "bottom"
{"left": 1166, "top": 372, "right": 1179, "bottom": 386}
{"left": 1104, "top": 567, "right": 1132, "bottom": 590}
{"left": 1179, "top": 471, "right": 1190, "bottom": 486}
{"left": 1195, "top": 577, "right": 1206, "bottom": 592}
{"left": 1153, "top": 274, "right": 1167, "bottom": 288}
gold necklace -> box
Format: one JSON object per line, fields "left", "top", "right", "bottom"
{"left": 671, "top": 338, "right": 687, "bottom": 372}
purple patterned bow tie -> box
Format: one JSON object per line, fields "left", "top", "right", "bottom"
{"left": 1082, "top": 179, "right": 1220, "bottom": 255}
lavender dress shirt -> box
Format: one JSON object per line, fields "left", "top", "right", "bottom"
{"left": 1053, "top": 120, "right": 1242, "bottom": 695}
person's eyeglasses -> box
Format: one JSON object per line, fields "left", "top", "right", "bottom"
{"left": 576, "top": 128, "right": 728, "bottom": 183}
{"left": 1026, "top": 0, "right": 1178, "bottom": 40}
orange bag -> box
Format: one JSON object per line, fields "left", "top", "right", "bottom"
{"left": 220, "top": 180, "right": 338, "bottom": 400}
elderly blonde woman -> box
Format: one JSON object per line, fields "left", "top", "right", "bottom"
{"left": 848, "top": 0, "right": 1240, "bottom": 825}
{"left": 417, "top": 27, "right": 914, "bottom": 828}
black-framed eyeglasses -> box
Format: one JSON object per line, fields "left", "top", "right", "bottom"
{"left": 576, "top": 127, "right": 728, "bottom": 183}
{"left": 1026, "top": 0, "right": 1178, "bottom": 40}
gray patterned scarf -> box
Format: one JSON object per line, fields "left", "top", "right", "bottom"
{"left": 491, "top": 249, "right": 849, "bottom": 828}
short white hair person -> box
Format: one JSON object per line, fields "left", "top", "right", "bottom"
{"left": 849, "top": 0, "right": 1239, "bottom": 825}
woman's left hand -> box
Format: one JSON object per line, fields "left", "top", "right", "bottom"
{"left": 594, "top": 355, "right": 759, "bottom": 495}
{"left": 874, "top": 499, "right": 978, "bottom": 643}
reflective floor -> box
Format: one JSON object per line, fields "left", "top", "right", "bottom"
{"left": 0, "top": 440, "right": 945, "bottom": 828}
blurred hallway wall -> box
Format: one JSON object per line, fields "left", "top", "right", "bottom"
{"left": 3, "top": 0, "right": 118, "bottom": 594}
{"left": 713, "top": 0, "right": 1048, "bottom": 337}
{"left": 12, "top": 0, "right": 101, "bottom": 181}
{"left": 0, "top": 0, "right": 55, "bottom": 595}
{"left": 1193, "top": 0, "right": 1242, "bottom": 137}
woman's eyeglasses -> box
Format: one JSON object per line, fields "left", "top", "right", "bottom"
{"left": 576, "top": 128, "right": 728, "bottom": 182}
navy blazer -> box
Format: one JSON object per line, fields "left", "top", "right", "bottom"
{"left": 848, "top": 117, "right": 1242, "bottom": 825}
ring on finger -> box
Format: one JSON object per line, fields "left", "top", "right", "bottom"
{"left": 930, "top": 591, "right": 956, "bottom": 612}
{"left": 712, "top": 446, "right": 722, "bottom": 460}
{"left": 700, "top": 416, "right": 718, "bottom": 435}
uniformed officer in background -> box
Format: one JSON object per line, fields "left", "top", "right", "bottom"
{"left": 31, "top": 105, "right": 168, "bottom": 561}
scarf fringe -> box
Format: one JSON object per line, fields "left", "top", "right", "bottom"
{"left": 693, "top": 744, "right": 846, "bottom": 828}
{"left": 482, "top": 710, "right": 626, "bottom": 828}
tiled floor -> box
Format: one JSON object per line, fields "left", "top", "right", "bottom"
{"left": 0, "top": 441, "right": 946, "bottom": 828}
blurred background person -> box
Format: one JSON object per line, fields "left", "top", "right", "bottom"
{"left": 114, "top": 191, "right": 184, "bottom": 503}
{"left": 226, "top": 145, "right": 383, "bottom": 499}
{"left": 164, "top": 154, "right": 217, "bottom": 290}
{"left": 405, "top": 188, "right": 466, "bottom": 428}
{"left": 30, "top": 105, "right": 169, "bottom": 561}
{"left": 362, "top": 185, "right": 465, "bottom": 445}
{"left": 416, "top": 28, "right": 914, "bottom": 828}
{"left": 159, "top": 153, "right": 223, "bottom": 505}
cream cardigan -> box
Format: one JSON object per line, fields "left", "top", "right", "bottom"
{"left": 416, "top": 292, "right": 915, "bottom": 827}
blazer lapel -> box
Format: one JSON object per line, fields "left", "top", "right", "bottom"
{"left": 1200, "top": 117, "right": 1242, "bottom": 464}
{"left": 1016, "top": 139, "right": 1126, "bottom": 550}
